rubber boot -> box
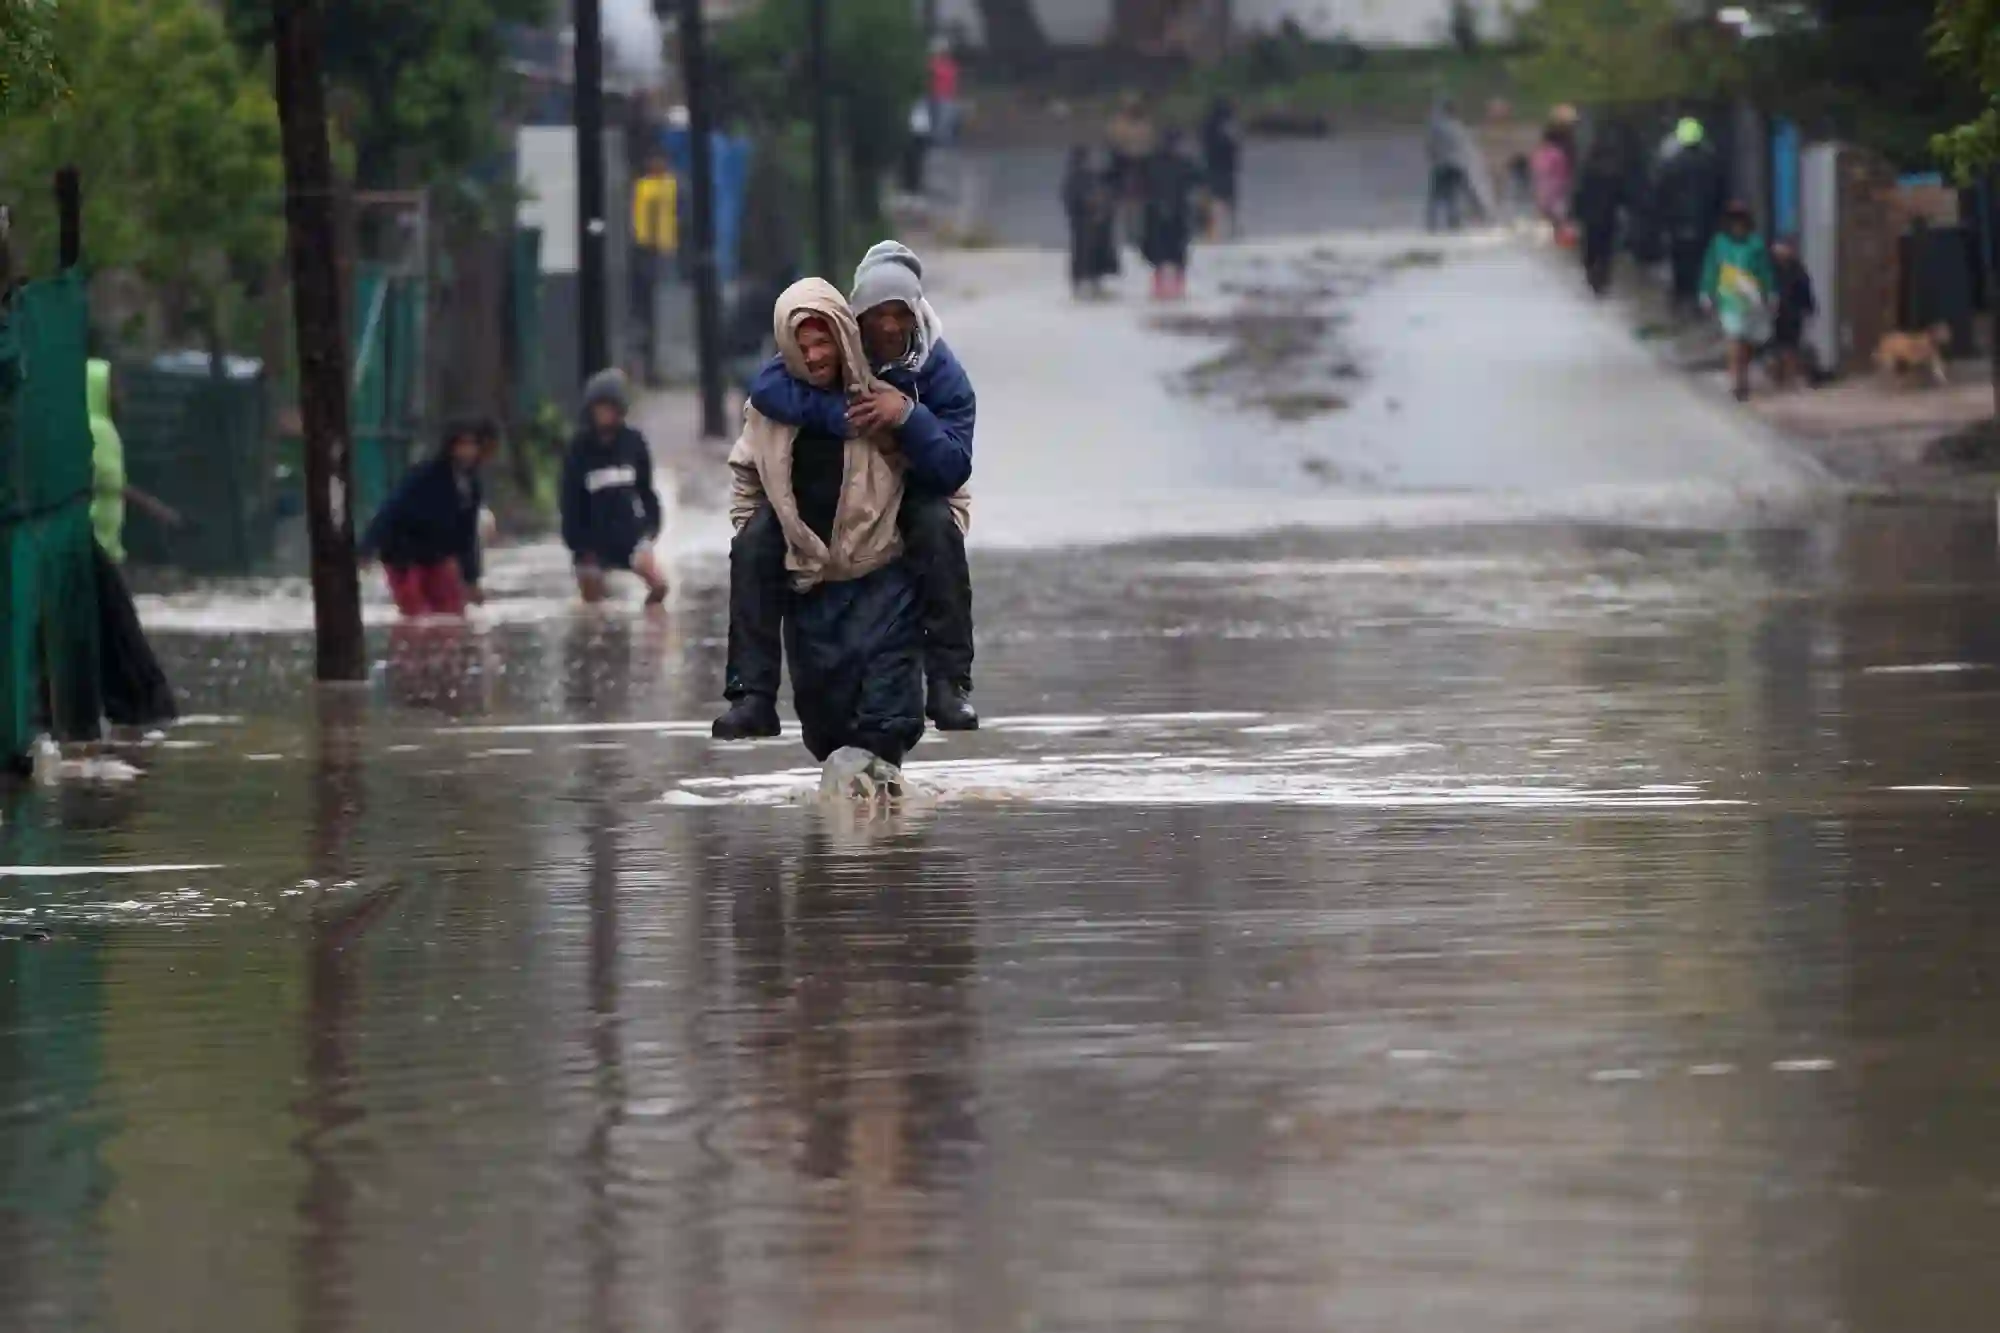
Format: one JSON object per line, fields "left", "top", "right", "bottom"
{"left": 927, "top": 678, "right": 979, "bottom": 732}
{"left": 713, "top": 694, "right": 781, "bottom": 741}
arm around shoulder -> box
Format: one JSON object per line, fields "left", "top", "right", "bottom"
{"left": 749, "top": 356, "right": 852, "bottom": 438}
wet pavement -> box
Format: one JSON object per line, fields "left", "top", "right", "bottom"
{"left": 9, "top": 243, "right": 2000, "bottom": 1331}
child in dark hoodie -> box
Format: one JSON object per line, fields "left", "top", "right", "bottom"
{"left": 360, "top": 419, "right": 489, "bottom": 617}
{"left": 562, "top": 369, "right": 669, "bottom": 605}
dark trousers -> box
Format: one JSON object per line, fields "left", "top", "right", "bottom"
{"left": 1581, "top": 220, "right": 1617, "bottom": 295}
{"left": 1669, "top": 234, "right": 1708, "bottom": 308}
{"left": 725, "top": 491, "right": 974, "bottom": 702}
{"left": 1427, "top": 165, "right": 1471, "bottom": 232}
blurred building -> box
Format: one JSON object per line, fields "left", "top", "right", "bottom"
{"left": 932, "top": 0, "right": 1514, "bottom": 51}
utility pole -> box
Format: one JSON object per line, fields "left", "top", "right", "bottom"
{"left": 1987, "top": 172, "right": 1999, "bottom": 421}
{"left": 272, "top": 0, "right": 365, "bottom": 682}
{"left": 808, "top": 0, "right": 837, "bottom": 272}
{"left": 673, "top": 0, "right": 727, "bottom": 438}
{"left": 575, "top": 0, "right": 611, "bottom": 383}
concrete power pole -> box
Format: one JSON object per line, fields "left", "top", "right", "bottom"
{"left": 272, "top": 0, "right": 365, "bottom": 682}
{"left": 672, "top": 0, "right": 728, "bottom": 439}
{"left": 809, "top": 0, "right": 837, "bottom": 272}
{"left": 575, "top": 0, "right": 611, "bottom": 384}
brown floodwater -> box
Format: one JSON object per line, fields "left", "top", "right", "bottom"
{"left": 5, "top": 499, "right": 2000, "bottom": 1332}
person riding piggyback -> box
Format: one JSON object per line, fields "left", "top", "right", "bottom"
{"left": 727, "top": 278, "right": 967, "bottom": 767}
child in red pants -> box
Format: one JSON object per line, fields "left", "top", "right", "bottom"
{"left": 360, "top": 420, "right": 490, "bottom": 617}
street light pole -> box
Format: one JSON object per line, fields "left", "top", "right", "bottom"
{"left": 673, "top": 0, "right": 727, "bottom": 438}
{"left": 808, "top": 0, "right": 837, "bottom": 272}
{"left": 575, "top": 0, "right": 610, "bottom": 384}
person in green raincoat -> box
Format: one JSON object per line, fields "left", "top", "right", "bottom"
{"left": 87, "top": 358, "right": 126, "bottom": 561}
{"left": 1700, "top": 200, "right": 1776, "bottom": 403}
{"left": 84, "top": 357, "right": 179, "bottom": 726}
{"left": 86, "top": 358, "right": 179, "bottom": 562}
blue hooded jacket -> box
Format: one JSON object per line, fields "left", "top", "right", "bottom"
{"left": 746, "top": 338, "right": 976, "bottom": 497}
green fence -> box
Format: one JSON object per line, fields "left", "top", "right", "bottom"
{"left": 120, "top": 234, "right": 546, "bottom": 577}
{"left": 0, "top": 272, "right": 102, "bottom": 761}
{"left": 121, "top": 364, "right": 271, "bottom": 574}
{"left": 350, "top": 264, "right": 423, "bottom": 525}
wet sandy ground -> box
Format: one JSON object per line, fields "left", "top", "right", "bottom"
{"left": 8, "top": 240, "right": 2000, "bottom": 1330}
{"left": 9, "top": 502, "right": 2000, "bottom": 1332}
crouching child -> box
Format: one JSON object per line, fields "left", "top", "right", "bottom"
{"left": 359, "top": 419, "right": 490, "bottom": 617}
{"left": 564, "top": 369, "right": 670, "bottom": 605}
{"left": 729, "top": 279, "right": 966, "bottom": 768}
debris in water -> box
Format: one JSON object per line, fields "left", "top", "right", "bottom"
{"left": 1152, "top": 252, "right": 1375, "bottom": 420}
{"left": 32, "top": 738, "right": 141, "bottom": 786}
{"left": 819, "top": 747, "right": 906, "bottom": 811}
{"left": 1263, "top": 391, "right": 1349, "bottom": 422}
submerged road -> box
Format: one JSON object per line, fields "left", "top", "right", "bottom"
{"left": 9, "top": 238, "right": 2000, "bottom": 1332}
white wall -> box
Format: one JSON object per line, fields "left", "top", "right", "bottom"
{"left": 1232, "top": 0, "right": 1513, "bottom": 45}
{"left": 934, "top": 0, "right": 1115, "bottom": 48}
{"left": 933, "top": 0, "right": 1510, "bottom": 49}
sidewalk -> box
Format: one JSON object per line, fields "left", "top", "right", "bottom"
{"left": 1583, "top": 243, "right": 2000, "bottom": 493}
{"left": 1748, "top": 371, "right": 1996, "bottom": 487}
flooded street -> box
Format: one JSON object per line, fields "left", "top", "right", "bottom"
{"left": 9, "top": 243, "right": 2000, "bottom": 1331}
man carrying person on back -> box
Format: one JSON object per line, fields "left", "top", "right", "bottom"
{"left": 714, "top": 240, "right": 979, "bottom": 740}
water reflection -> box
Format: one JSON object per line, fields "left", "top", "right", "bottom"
{"left": 5, "top": 504, "right": 2000, "bottom": 1329}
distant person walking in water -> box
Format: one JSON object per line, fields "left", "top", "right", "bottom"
{"left": 1425, "top": 98, "right": 1486, "bottom": 232}
{"left": 927, "top": 37, "right": 963, "bottom": 145}
{"left": 1201, "top": 97, "right": 1243, "bottom": 240}
{"left": 1531, "top": 128, "right": 1575, "bottom": 235}
{"left": 1571, "top": 138, "right": 1626, "bottom": 296}
{"left": 1702, "top": 201, "right": 1775, "bottom": 403}
{"left": 1107, "top": 93, "right": 1158, "bottom": 245}
{"left": 1063, "top": 146, "right": 1120, "bottom": 297}
{"left": 1656, "top": 118, "right": 1726, "bottom": 316}
{"left": 1140, "top": 129, "right": 1201, "bottom": 300}
{"left": 1767, "top": 236, "right": 1818, "bottom": 390}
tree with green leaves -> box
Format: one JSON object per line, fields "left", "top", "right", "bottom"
{"left": 0, "top": 0, "right": 64, "bottom": 119}
{"left": 714, "top": 0, "right": 925, "bottom": 263}
{"left": 224, "top": 0, "right": 547, "bottom": 190}
{"left": 1933, "top": 0, "right": 2000, "bottom": 179}
{"left": 1514, "top": 0, "right": 1743, "bottom": 107}
{"left": 0, "top": 0, "right": 281, "bottom": 331}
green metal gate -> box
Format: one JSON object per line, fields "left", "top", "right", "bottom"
{"left": 0, "top": 272, "right": 102, "bottom": 760}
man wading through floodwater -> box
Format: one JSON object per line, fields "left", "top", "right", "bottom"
{"left": 715, "top": 241, "right": 978, "bottom": 739}
{"left": 723, "top": 278, "right": 969, "bottom": 767}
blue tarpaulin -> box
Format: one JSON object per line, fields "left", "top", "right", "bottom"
{"left": 660, "top": 128, "right": 751, "bottom": 287}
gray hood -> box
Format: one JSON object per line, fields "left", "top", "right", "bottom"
{"left": 851, "top": 240, "right": 945, "bottom": 373}
{"left": 581, "top": 367, "right": 631, "bottom": 416}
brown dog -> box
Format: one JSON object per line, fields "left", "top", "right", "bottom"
{"left": 1875, "top": 324, "right": 1953, "bottom": 387}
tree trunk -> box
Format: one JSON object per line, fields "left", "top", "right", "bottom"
{"left": 974, "top": 0, "right": 1048, "bottom": 70}
{"left": 273, "top": 0, "right": 365, "bottom": 682}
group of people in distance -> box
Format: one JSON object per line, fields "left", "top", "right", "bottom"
{"left": 360, "top": 239, "right": 979, "bottom": 774}
{"left": 1063, "top": 94, "right": 1243, "bottom": 301}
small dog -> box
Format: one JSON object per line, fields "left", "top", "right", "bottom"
{"left": 1875, "top": 324, "right": 1953, "bottom": 387}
